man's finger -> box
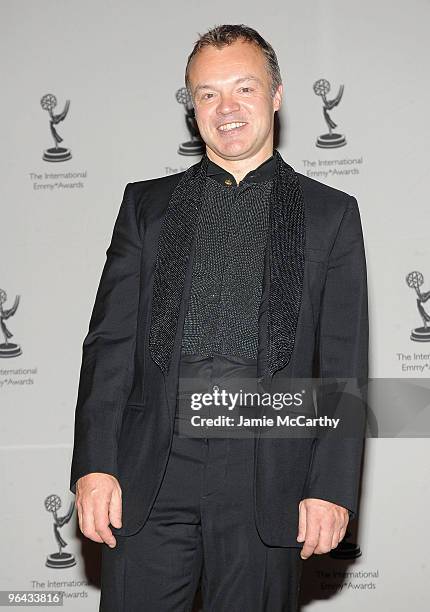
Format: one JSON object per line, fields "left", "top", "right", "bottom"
{"left": 331, "top": 512, "right": 348, "bottom": 550}
{"left": 93, "top": 500, "right": 117, "bottom": 547}
{"left": 314, "top": 518, "right": 336, "bottom": 554}
{"left": 301, "top": 521, "right": 320, "bottom": 559}
{"left": 331, "top": 528, "right": 342, "bottom": 551}
{"left": 80, "top": 501, "right": 104, "bottom": 543}
{"left": 109, "top": 486, "right": 122, "bottom": 529}
{"left": 339, "top": 523, "right": 348, "bottom": 542}
{"left": 296, "top": 501, "right": 307, "bottom": 543}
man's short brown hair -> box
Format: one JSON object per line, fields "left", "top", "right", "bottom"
{"left": 185, "top": 24, "right": 282, "bottom": 97}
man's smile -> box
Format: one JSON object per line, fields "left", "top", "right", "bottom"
{"left": 217, "top": 121, "right": 247, "bottom": 132}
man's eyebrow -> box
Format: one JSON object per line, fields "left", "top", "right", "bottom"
{"left": 193, "top": 75, "right": 262, "bottom": 95}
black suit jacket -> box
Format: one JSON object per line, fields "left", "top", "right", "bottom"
{"left": 70, "top": 152, "right": 368, "bottom": 547}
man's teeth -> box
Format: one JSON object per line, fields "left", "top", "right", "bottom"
{"left": 218, "top": 122, "right": 246, "bottom": 131}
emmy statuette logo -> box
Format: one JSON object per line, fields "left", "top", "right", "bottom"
{"left": 40, "top": 94, "right": 72, "bottom": 162}
{"left": 406, "top": 271, "right": 430, "bottom": 341}
{"left": 176, "top": 87, "right": 205, "bottom": 156}
{"left": 44, "top": 494, "right": 76, "bottom": 568}
{"left": 313, "top": 79, "right": 346, "bottom": 149}
{"left": 0, "top": 289, "right": 22, "bottom": 358}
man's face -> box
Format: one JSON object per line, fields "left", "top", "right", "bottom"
{"left": 188, "top": 39, "right": 282, "bottom": 161}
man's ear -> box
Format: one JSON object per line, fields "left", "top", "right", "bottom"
{"left": 273, "top": 84, "right": 283, "bottom": 112}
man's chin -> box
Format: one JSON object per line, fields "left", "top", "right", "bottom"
{"left": 208, "top": 141, "right": 254, "bottom": 161}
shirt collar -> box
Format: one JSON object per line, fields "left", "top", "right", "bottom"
{"left": 206, "top": 152, "right": 276, "bottom": 187}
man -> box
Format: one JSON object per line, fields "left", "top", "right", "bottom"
{"left": 70, "top": 24, "right": 368, "bottom": 611}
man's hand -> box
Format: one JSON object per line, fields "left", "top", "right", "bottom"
{"left": 75, "top": 472, "right": 122, "bottom": 548}
{"left": 296, "top": 498, "right": 349, "bottom": 559}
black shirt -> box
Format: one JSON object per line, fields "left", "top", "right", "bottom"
{"left": 180, "top": 154, "right": 276, "bottom": 359}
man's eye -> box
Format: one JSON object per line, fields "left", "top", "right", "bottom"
{"left": 240, "top": 87, "right": 253, "bottom": 93}
{"left": 202, "top": 93, "right": 215, "bottom": 100}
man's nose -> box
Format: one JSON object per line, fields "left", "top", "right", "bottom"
{"left": 216, "top": 94, "right": 240, "bottom": 115}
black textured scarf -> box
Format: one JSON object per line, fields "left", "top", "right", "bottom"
{"left": 149, "top": 149, "right": 306, "bottom": 379}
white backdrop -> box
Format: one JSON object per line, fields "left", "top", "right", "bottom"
{"left": 1, "top": 0, "right": 430, "bottom": 609}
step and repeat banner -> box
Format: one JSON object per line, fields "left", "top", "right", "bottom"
{"left": 1, "top": 0, "right": 429, "bottom": 609}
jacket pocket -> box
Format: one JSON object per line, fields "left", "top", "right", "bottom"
{"left": 125, "top": 401, "right": 146, "bottom": 411}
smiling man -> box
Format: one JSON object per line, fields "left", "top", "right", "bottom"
{"left": 189, "top": 37, "right": 280, "bottom": 174}
{"left": 70, "top": 24, "right": 368, "bottom": 611}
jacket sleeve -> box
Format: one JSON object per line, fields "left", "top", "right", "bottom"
{"left": 302, "top": 195, "right": 369, "bottom": 520}
{"left": 69, "top": 183, "right": 143, "bottom": 494}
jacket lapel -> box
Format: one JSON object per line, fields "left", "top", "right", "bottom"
{"left": 148, "top": 150, "right": 306, "bottom": 382}
{"left": 265, "top": 151, "right": 306, "bottom": 380}
{"left": 148, "top": 155, "right": 208, "bottom": 376}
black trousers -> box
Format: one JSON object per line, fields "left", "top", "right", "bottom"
{"left": 100, "top": 355, "right": 303, "bottom": 611}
